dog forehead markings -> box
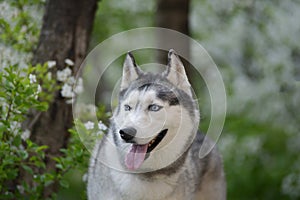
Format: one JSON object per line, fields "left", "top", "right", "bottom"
{"left": 125, "top": 90, "right": 140, "bottom": 104}
{"left": 138, "top": 83, "right": 179, "bottom": 106}
{"left": 125, "top": 89, "right": 161, "bottom": 105}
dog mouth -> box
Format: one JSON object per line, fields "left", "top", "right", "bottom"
{"left": 124, "top": 129, "right": 168, "bottom": 170}
{"left": 146, "top": 129, "right": 168, "bottom": 153}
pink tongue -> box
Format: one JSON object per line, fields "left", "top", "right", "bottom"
{"left": 125, "top": 144, "right": 148, "bottom": 170}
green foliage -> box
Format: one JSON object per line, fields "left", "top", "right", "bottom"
{"left": 0, "top": 63, "right": 51, "bottom": 198}
{"left": 0, "top": 1, "right": 109, "bottom": 199}
{"left": 0, "top": 63, "right": 107, "bottom": 199}
{"left": 219, "top": 115, "right": 299, "bottom": 199}
{"left": 55, "top": 109, "right": 108, "bottom": 200}
{"left": 0, "top": 0, "right": 44, "bottom": 53}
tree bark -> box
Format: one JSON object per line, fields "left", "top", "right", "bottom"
{"left": 24, "top": 0, "right": 98, "bottom": 197}
{"left": 155, "top": 0, "right": 197, "bottom": 87}
{"left": 156, "top": 0, "right": 190, "bottom": 37}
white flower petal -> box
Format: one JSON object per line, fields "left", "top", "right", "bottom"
{"left": 10, "top": 121, "right": 21, "bottom": 133}
{"left": 57, "top": 67, "right": 72, "bottom": 82}
{"left": 67, "top": 76, "right": 75, "bottom": 85}
{"left": 84, "top": 121, "right": 94, "bottom": 130}
{"left": 66, "top": 99, "right": 73, "bottom": 104}
{"left": 74, "top": 77, "right": 84, "bottom": 94}
{"left": 98, "top": 121, "right": 107, "bottom": 131}
{"left": 61, "top": 83, "right": 74, "bottom": 98}
{"left": 74, "top": 85, "right": 83, "bottom": 94}
{"left": 17, "top": 185, "right": 25, "bottom": 194}
{"left": 57, "top": 70, "right": 67, "bottom": 82}
{"left": 21, "top": 129, "right": 31, "bottom": 140}
{"left": 37, "top": 85, "right": 42, "bottom": 94}
{"left": 29, "top": 74, "right": 37, "bottom": 83}
{"left": 65, "top": 58, "right": 74, "bottom": 66}
{"left": 63, "top": 67, "right": 72, "bottom": 77}
{"left": 47, "top": 60, "right": 56, "bottom": 68}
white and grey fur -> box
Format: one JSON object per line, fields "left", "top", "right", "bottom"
{"left": 88, "top": 49, "right": 226, "bottom": 200}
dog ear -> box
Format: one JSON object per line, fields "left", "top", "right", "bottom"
{"left": 120, "top": 52, "right": 143, "bottom": 90}
{"left": 164, "top": 49, "right": 192, "bottom": 96}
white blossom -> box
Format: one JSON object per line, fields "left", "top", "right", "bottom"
{"left": 19, "top": 144, "right": 25, "bottom": 150}
{"left": 61, "top": 83, "right": 73, "bottom": 98}
{"left": 0, "top": 2, "right": 19, "bottom": 22}
{"left": 29, "top": 74, "right": 37, "bottom": 83}
{"left": 35, "top": 84, "right": 42, "bottom": 99}
{"left": 98, "top": 121, "right": 107, "bottom": 131}
{"left": 37, "top": 84, "right": 42, "bottom": 93}
{"left": 84, "top": 121, "right": 95, "bottom": 130}
{"left": 281, "top": 173, "right": 300, "bottom": 198}
{"left": 17, "top": 185, "right": 25, "bottom": 194}
{"left": 10, "top": 121, "right": 21, "bottom": 133}
{"left": 74, "top": 78, "right": 84, "bottom": 94}
{"left": 47, "top": 60, "right": 56, "bottom": 68}
{"left": 67, "top": 76, "right": 75, "bottom": 85}
{"left": 66, "top": 99, "right": 73, "bottom": 104}
{"left": 21, "top": 129, "right": 31, "bottom": 140}
{"left": 65, "top": 58, "right": 74, "bottom": 66}
{"left": 74, "top": 84, "right": 83, "bottom": 94}
{"left": 57, "top": 67, "right": 72, "bottom": 82}
{"left": 20, "top": 25, "right": 27, "bottom": 33}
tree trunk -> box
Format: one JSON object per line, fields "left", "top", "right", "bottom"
{"left": 24, "top": 0, "right": 98, "bottom": 197}
{"left": 155, "top": 0, "right": 197, "bottom": 87}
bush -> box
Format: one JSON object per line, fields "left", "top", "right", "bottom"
{"left": 0, "top": 63, "right": 107, "bottom": 199}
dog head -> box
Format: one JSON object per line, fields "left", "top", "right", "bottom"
{"left": 112, "top": 49, "right": 199, "bottom": 171}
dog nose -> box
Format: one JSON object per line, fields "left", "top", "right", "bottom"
{"left": 119, "top": 127, "right": 136, "bottom": 142}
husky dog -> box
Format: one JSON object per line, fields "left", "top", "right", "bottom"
{"left": 88, "top": 49, "right": 226, "bottom": 200}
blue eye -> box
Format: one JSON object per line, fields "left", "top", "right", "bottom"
{"left": 148, "top": 104, "right": 162, "bottom": 112}
{"left": 124, "top": 104, "right": 132, "bottom": 111}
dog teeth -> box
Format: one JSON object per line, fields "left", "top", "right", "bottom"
{"left": 148, "top": 139, "right": 155, "bottom": 147}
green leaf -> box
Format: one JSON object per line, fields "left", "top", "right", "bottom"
{"left": 55, "top": 163, "right": 63, "bottom": 170}
{"left": 36, "top": 145, "right": 48, "bottom": 152}
{"left": 22, "top": 165, "right": 33, "bottom": 175}
{"left": 12, "top": 135, "right": 22, "bottom": 147}
{"left": 59, "top": 180, "right": 69, "bottom": 188}
{"left": 35, "top": 102, "right": 49, "bottom": 111}
{"left": 19, "top": 150, "right": 29, "bottom": 160}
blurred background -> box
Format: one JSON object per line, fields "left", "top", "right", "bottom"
{"left": 1, "top": 0, "right": 300, "bottom": 199}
